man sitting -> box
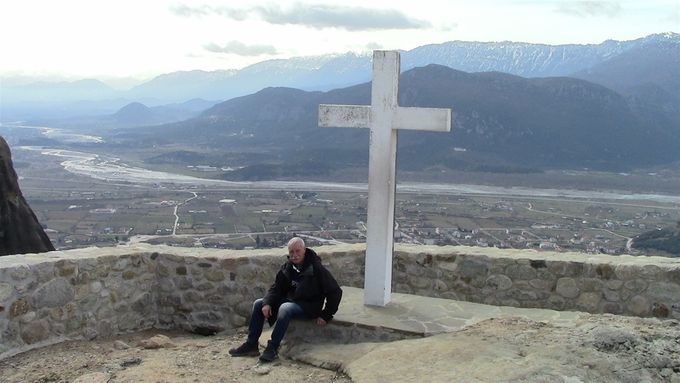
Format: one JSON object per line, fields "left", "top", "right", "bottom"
{"left": 229, "top": 237, "right": 343, "bottom": 362}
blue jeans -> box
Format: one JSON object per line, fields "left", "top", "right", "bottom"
{"left": 246, "top": 298, "right": 309, "bottom": 349}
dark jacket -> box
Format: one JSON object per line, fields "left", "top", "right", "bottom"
{"left": 262, "top": 248, "right": 342, "bottom": 324}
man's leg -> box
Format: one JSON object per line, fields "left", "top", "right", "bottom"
{"left": 246, "top": 298, "right": 266, "bottom": 344}
{"left": 260, "top": 301, "right": 307, "bottom": 362}
{"left": 229, "top": 298, "right": 265, "bottom": 357}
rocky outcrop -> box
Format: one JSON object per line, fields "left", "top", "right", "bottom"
{"left": 0, "top": 136, "right": 54, "bottom": 256}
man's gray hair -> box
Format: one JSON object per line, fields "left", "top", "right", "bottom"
{"left": 287, "top": 237, "right": 305, "bottom": 249}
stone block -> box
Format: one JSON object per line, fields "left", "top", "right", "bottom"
{"left": 437, "top": 261, "right": 458, "bottom": 272}
{"left": 157, "top": 263, "right": 170, "bottom": 277}
{"left": 547, "top": 294, "right": 566, "bottom": 310}
{"left": 548, "top": 261, "right": 584, "bottom": 277}
{"left": 582, "top": 278, "right": 604, "bottom": 292}
{"left": 603, "top": 289, "right": 620, "bottom": 302}
{"left": 605, "top": 280, "right": 623, "bottom": 290}
{"left": 18, "top": 311, "right": 36, "bottom": 324}
{"left": 668, "top": 268, "right": 680, "bottom": 284}
{"left": 646, "top": 282, "right": 680, "bottom": 302}
{"left": 20, "top": 319, "right": 50, "bottom": 344}
{"left": 205, "top": 294, "right": 225, "bottom": 304}
{"left": 205, "top": 270, "right": 226, "bottom": 282}
{"left": 196, "top": 282, "right": 214, "bottom": 291}
{"left": 595, "top": 264, "right": 615, "bottom": 280}
{"left": 175, "top": 277, "right": 194, "bottom": 290}
{"left": 9, "top": 298, "right": 31, "bottom": 318}
{"left": 485, "top": 274, "right": 513, "bottom": 290}
{"left": 0, "top": 282, "right": 13, "bottom": 302}
{"left": 623, "top": 279, "right": 647, "bottom": 293}
{"left": 614, "top": 264, "right": 638, "bottom": 280}
{"left": 55, "top": 261, "right": 77, "bottom": 277}
{"left": 602, "top": 302, "right": 622, "bottom": 314}
{"left": 505, "top": 264, "right": 537, "bottom": 280}
{"left": 112, "top": 258, "right": 129, "bottom": 271}
{"left": 458, "top": 259, "right": 488, "bottom": 279}
{"left": 10, "top": 266, "right": 30, "bottom": 280}
{"left": 410, "top": 276, "right": 431, "bottom": 289}
{"left": 576, "top": 292, "right": 601, "bottom": 312}
{"left": 556, "top": 278, "right": 579, "bottom": 299}
{"left": 535, "top": 269, "right": 556, "bottom": 281}
{"left": 528, "top": 279, "right": 553, "bottom": 290}
{"left": 229, "top": 313, "right": 247, "bottom": 327}
{"left": 641, "top": 265, "right": 662, "bottom": 278}
{"left": 651, "top": 303, "right": 670, "bottom": 318}
{"left": 131, "top": 293, "right": 153, "bottom": 313}
{"left": 433, "top": 279, "right": 448, "bottom": 291}
{"left": 183, "top": 291, "right": 202, "bottom": 303}
{"left": 628, "top": 295, "right": 649, "bottom": 316}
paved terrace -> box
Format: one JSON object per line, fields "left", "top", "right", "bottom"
{"left": 264, "top": 286, "right": 587, "bottom": 381}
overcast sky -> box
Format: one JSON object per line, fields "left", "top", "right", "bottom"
{"left": 1, "top": 0, "right": 678, "bottom": 82}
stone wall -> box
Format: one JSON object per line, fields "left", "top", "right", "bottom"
{"left": 324, "top": 245, "right": 680, "bottom": 319}
{"left": 1, "top": 243, "right": 679, "bottom": 359}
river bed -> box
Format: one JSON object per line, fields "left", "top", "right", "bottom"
{"left": 17, "top": 146, "right": 680, "bottom": 205}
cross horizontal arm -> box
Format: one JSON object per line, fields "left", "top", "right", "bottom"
{"left": 319, "top": 104, "right": 371, "bottom": 129}
{"left": 394, "top": 107, "right": 452, "bottom": 132}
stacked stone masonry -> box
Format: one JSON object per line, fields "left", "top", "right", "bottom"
{"left": 1, "top": 243, "right": 678, "bottom": 359}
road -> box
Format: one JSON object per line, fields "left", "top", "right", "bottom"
{"left": 172, "top": 192, "right": 198, "bottom": 235}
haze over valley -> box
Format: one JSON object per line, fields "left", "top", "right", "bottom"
{"left": 1, "top": 1, "right": 679, "bottom": 257}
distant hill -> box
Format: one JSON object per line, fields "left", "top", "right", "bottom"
{"left": 113, "top": 102, "right": 155, "bottom": 123}
{"left": 632, "top": 224, "right": 680, "bottom": 256}
{"left": 573, "top": 33, "right": 680, "bottom": 99}
{"left": 35, "top": 98, "right": 220, "bottom": 131}
{"left": 111, "top": 99, "right": 217, "bottom": 126}
{"left": 125, "top": 65, "right": 680, "bottom": 175}
{"left": 572, "top": 33, "right": 680, "bottom": 129}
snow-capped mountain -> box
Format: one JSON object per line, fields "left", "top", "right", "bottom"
{"left": 2, "top": 33, "right": 677, "bottom": 120}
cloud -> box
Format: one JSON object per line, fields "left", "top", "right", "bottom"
{"left": 254, "top": 3, "right": 431, "bottom": 30}
{"left": 170, "top": 4, "right": 248, "bottom": 20}
{"left": 171, "top": 3, "right": 431, "bottom": 30}
{"left": 554, "top": 1, "right": 622, "bottom": 17}
{"left": 204, "top": 41, "right": 279, "bottom": 56}
{"left": 170, "top": 4, "right": 211, "bottom": 17}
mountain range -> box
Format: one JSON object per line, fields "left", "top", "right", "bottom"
{"left": 114, "top": 63, "right": 680, "bottom": 176}
{"left": 2, "top": 33, "right": 677, "bottom": 121}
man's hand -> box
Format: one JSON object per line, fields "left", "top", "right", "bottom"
{"left": 316, "top": 317, "right": 327, "bottom": 326}
{"left": 262, "top": 304, "right": 272, "bottom": 319}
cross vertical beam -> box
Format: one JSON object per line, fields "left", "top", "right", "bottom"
{"left": 365, "top": 51, "right": 399, "bottom": 306}
{"left": 319, "top": 51, "right": 452, "bottom": 306}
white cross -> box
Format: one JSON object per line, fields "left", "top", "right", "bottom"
{"left": 318, "top": 51, "right": 452, "bottom": 306}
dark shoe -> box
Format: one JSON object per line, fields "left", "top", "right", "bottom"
{"left": 228, "top": 341, "right": 260, "bottom": 357}
{"left": 258, "top": 341, "right": 278, "bottom": 363}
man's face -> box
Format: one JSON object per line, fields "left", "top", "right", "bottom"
{"left": 288, "top": 243, "right": 306, "bottom": 265}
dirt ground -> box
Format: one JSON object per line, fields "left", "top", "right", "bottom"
{"left": 2, "top": 315, "right": 679, "bottom": 383}
{"left": 0, "top": 328, "right": 351, "bottom": 383}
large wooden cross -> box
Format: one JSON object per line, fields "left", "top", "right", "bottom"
{"left": 318, "top": 51, "right": 452, "bottom": 306}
